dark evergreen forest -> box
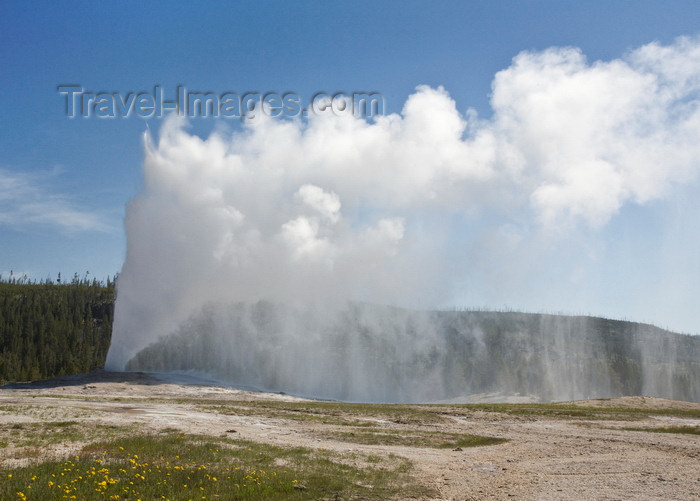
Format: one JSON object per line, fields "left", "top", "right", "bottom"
{"left": 0, "top": 273, "right": 115, "bottom": 383}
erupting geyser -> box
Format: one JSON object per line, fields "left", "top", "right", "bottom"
{"left": 106, "top": 38, "right": 700, "bottom": 402}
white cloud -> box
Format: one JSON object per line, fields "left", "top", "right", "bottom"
{"left": 0, "top": 168, "right": 110, "bottom": 232}
{"left": 296, "top": 184, "right": 341, "bottom": 223}
{"left": 0, "top": 170, "right": 111, "bottom": 232}
{"left": 490, "top": 39, "right": 700, "bottom": 227}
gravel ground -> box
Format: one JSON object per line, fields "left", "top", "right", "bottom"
{"left": 1, "top": 371, "right": 699, "bottom": 500}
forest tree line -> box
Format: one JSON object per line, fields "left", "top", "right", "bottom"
{"left": 0, "top": 273, "right": 115, "bottom": 383}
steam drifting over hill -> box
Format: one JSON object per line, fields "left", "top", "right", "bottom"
{"left": 107, "top": 38, "right": 700, "bottom": 402}
{"left": 125, "top": 304, "right": 700, "bottom": 403}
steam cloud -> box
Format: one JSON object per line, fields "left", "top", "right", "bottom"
{"left": 106, "top": 37, "right": 700, "bottom": 399}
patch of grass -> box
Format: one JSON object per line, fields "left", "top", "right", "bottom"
{"left": 454, "top": 403, "right": 700, "bottom": 421}
{"left": 0, "top": 405, "right": 23, "bottom": 413}
{"left": 14, "top": 445, "right": 43, "bottom": 459}
{"left": 1, "top": 432, "right": 434, "bottom": 500}
{"left": 43, "top": 420, "right": 80, "bottom": 428}
{"left": 0, "top": 403, "right": 96, "bottom": 421}
{"left": 621, "top": 425, "right": 700, "bottom": 435}
{"left": 448, "top": 434, "right": 507, "bottom": 449}
{"left": 201, "top": 399, "right": 449, "bottom": 427}
{"left": 201, "top": 398, "right": 700, "bottom": 426}
{"left": 201, "top": 403, "right": 364, "bottom": 426}
{"left": 321, "top": 426, "right": 507, "bottom": 449}
{"left": 18, "top": 421, "right": 86, "bottom": 446}
{"left": 0, "top": 422, "right": 132, "bottom": 450}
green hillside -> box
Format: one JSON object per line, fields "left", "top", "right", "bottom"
{"left": 0, "top": 275, "right": 115, "bottom": 383}
{"left": 127, "top": 302, "right": 700, "bottom": 403}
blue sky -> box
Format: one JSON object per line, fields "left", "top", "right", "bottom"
{"left": 2, "top": 1, "right": 700, "bottom": 333}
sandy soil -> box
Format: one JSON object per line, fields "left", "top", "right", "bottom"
{"left": 1, "top": 371, "right": 699, "bottom": 500}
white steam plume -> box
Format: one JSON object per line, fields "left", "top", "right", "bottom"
{"left": 106, "top": 37, "right": 700, "bottom": 378}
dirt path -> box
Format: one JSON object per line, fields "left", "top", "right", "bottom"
{"left": 1, "top": 372, "right": 699, "bottom": 500}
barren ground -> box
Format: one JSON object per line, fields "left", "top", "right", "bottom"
{"left": 1, "top": 371, "right": 699, "bottom": 500}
